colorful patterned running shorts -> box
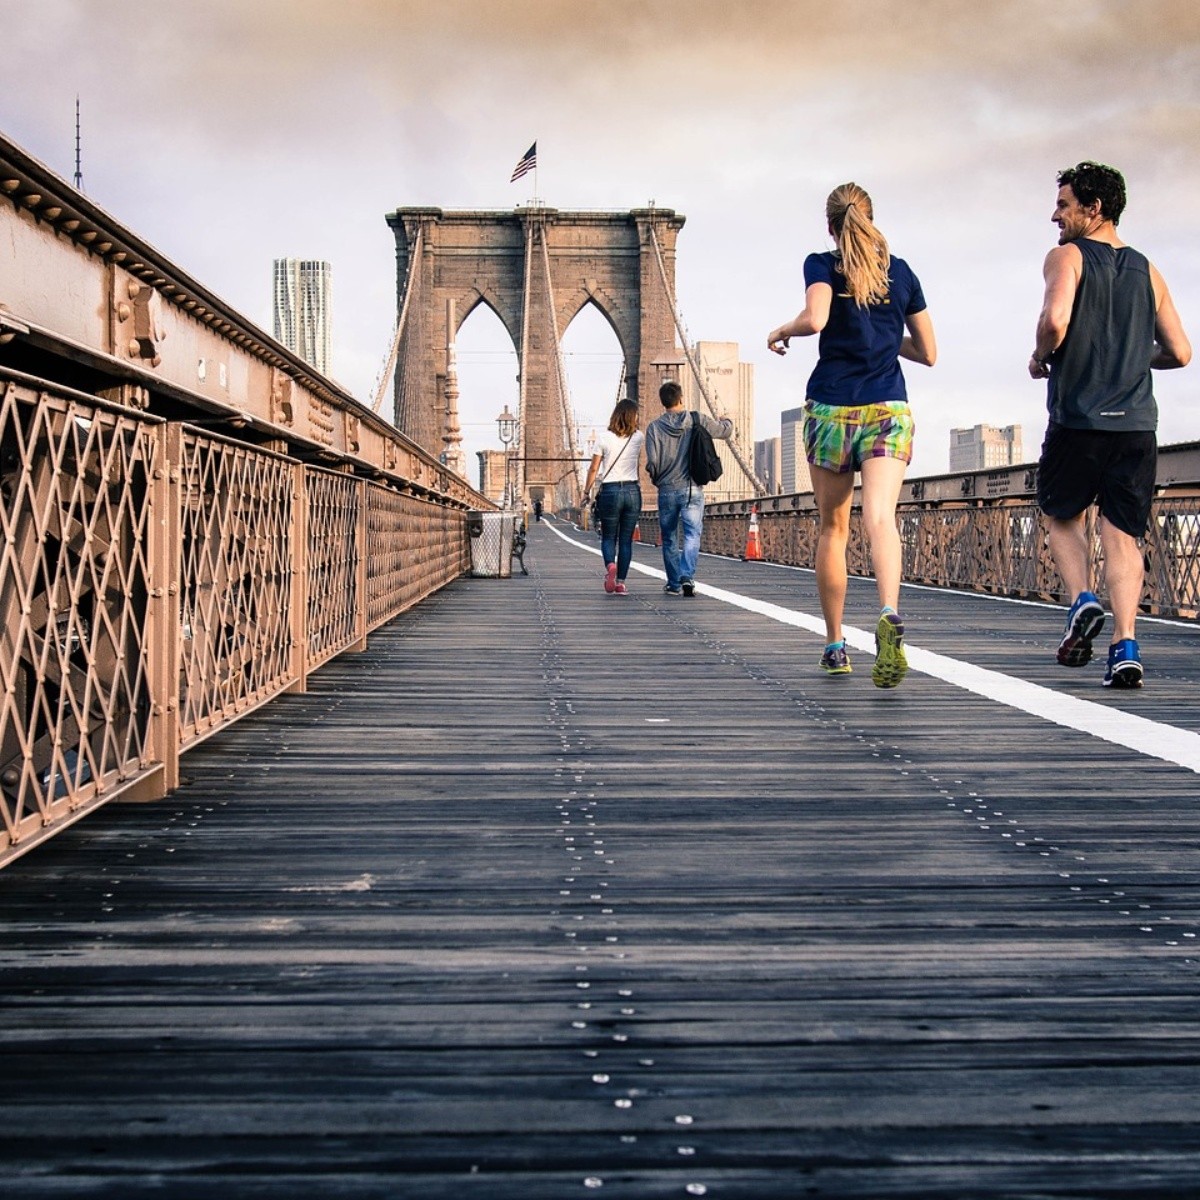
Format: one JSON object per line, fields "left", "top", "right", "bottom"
{"left": 803, "top": 401, "right": 915, "bottom": 474}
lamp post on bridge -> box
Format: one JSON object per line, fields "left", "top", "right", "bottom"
{"left": 496, "top": 406, "right": 591, "bottom": 517}
{"left": 495, "top": 405, "right": 517, "bottom": 508}
{"left": 650, "top": 356, "right": 687, "bottom": 391}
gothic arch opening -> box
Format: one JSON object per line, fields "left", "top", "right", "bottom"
{"left": 453, "top": 300, "right": 518, "bottom": 498}
{"left": 560, "top": 300, "right": 626, "bottom": 473}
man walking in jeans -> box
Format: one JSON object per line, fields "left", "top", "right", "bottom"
{"left": 1029, "top": 160, "right": 1190, "bottom": 687}
{"left": 644, "top": 380, "right": 732, "bottom": 596}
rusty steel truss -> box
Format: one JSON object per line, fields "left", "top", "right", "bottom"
{"left": 0, "top": 132, "right": 486, "bottom": 868}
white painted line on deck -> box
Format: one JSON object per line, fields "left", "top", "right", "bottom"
{"left": 545, "top": 520, "right": 1200, "bottom": 775}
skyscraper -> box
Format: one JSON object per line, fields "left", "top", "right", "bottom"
{"left": 754, "top": 436, "right": 782, "bottom": 495}
{"left": 780, "top": 406, "right": 813, "bottom": 494}
{"left": 272, "top": 258, "right": 332, "bottom": 376}
{"left": 949, "top": 424, "right": 1024, "bottom": 472}
{"left": 679, "top": 341, "right": 756, "bottom": 502}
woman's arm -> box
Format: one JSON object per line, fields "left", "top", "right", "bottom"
{"left": 898, "top": 308, "right": 937, "bottom": 367}
{"left": 583, "top": 453, "right": 602, "bottom": 495}
{"left": 767, "top": 282, "right": 832, "bottom": 355}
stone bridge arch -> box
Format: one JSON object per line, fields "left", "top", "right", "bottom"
{"left": 385, "top": 206, "right": 685, "bottom": 509}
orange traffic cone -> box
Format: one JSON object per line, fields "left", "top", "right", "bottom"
{"left": 743, "top": 506, "right": 763, "bottom": 561}
{"left": 632, "top": 523, "right": 641, "bottom": 542}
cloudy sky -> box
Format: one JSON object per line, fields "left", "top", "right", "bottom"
{"left": 3, "top": 0, "right": 1198, "bottom": 479}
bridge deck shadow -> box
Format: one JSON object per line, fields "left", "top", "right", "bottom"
{"left": 3, "top": 518, "right": 1200, "bottom": 1198}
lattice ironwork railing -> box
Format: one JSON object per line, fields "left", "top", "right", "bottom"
{"left": 694, "top": 495, "right": 1200, "bottom": 619}
{"left": 306, "top": 468, "right": 363, "bottom": 670}
{"left": 2, "top": 378, "right": 475, "bottom": 869}
{"left": 177, "top": 432, "right": 297, "bottom": 746}
{"left": 896, "top": 501, "right": 1065, "bottom": 596}
{"left": 1145, "top": 499, "right": 1200, "bottom": 616}
{"left": 365, "top": 482, "right": 470, "bottom": 631}
{"left": 1, "top": 378, "right": 159, "bottom": 855}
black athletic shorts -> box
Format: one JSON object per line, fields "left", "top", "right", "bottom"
{"left": 1036, "top": 423, "right": 1157, "bottom": 537}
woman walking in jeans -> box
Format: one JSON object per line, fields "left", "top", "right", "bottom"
{"left": 583, "top": 398, "right": 644, "bottom": 595}
{"left": 767, "top": 182, "right": 937, "bottom": 687}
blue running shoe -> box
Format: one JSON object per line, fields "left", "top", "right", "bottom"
{"left": 820, "top": 642, "right": 852, "bottom": 676}
{"left": 1103, "top": 638, "right": 1143, "bottom": 689}
{"left": 872, "top": 612, "right": 908, "bottom": 689}
{"left": 1057, "top": 591, "right": 1105, "bottom": 667}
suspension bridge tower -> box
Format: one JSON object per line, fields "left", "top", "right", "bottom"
{"left": 382, "top": 205, "right": 686, "bottom": 512}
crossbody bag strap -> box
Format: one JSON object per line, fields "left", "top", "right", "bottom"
{"left": 596, "top": 434, "right": 631, "bottom": 487}
{"left": 687, "top": 412, "right": 698, "bottom": 502}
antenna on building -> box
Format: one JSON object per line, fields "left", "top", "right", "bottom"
{"left": 73, "top": 96, "right": 84, "bottom": 192}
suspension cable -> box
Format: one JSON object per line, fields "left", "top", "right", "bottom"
{"left": 647, "top": 223, "right": 766, "bottom": 496}
{"left": 371, "top": 224, "right": 423, "bottom": 415}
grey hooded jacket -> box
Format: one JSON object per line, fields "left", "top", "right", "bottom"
{"left": 644, "top": 408, "right": 733, "bottom": 492}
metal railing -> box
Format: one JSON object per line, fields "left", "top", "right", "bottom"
{"left": 1, "top": 130, "right": 487, "bottom": 868}
{"left": 0, "top": 370, "right": 472, "bottom": 867}
{"left": 636, "top": 447, "right": 1200, "bottom": 619}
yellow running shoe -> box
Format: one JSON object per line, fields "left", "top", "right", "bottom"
{"left": 872, "top": 611, "right": 908, "bottom": 689}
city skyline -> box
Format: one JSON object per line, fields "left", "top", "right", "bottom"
{"left": 4, "top": 1, "right": 1197, "bottom": 480}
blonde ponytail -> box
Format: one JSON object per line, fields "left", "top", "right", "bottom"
{"left": 826, "top": 183, "right": 890, "bottom": 307}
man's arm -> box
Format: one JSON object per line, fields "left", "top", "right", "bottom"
{"left": 701, "top": 413, "right": 734, "bottom": 441}
{"left": 1149, "top": 262, "right": 1192, "bottom": 369}
{"left": 1028, "top": 244, "right": 1081, "bottom": 379}
{"left": 643, "top": 425, "right": 662, "bottom": 484}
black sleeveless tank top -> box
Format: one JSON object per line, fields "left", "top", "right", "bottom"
{"left": 1047, "top": 239, "right": 1157, "bottom": 431}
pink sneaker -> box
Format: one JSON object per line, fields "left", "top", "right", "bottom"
{"left": 604, "top": 563, "right": 617, "bottom": 593}
{"left": 614, "top": 582, "right": 628, "bottom": 595}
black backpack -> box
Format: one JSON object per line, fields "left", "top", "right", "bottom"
{"left": 687, "top": 411, "right": 723, "bottom": 486}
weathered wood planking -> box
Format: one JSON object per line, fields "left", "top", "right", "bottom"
{"left": 2, "top": 520, "right": 1200, "bottom": 1198}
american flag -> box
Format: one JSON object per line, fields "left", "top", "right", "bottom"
{"left": 510, "top": 142, "right": 537, "bottom": 183}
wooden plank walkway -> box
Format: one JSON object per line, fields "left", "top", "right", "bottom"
{"left": 3, "top": 518, "right": 1200, "bottom": 1199}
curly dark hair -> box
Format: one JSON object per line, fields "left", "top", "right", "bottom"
{"left": 1057, "top": 161, "right": 1127, "bottom": 225}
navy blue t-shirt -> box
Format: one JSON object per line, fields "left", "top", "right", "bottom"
{"left": 802, "top": 251, "right": 927, "bottom": 406}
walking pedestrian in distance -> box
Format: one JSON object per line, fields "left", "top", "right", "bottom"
{"left": 767, "top": 182, "right": 936, "bottom": 687}
{"left": 1029, "top": 160, "right": 1190, "bottom": 687}
{"left": 583, "top": 398, "right": 644, "bottom": 596}
{"left": 644, "top": 380, "right": 732, "bottom": 597}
